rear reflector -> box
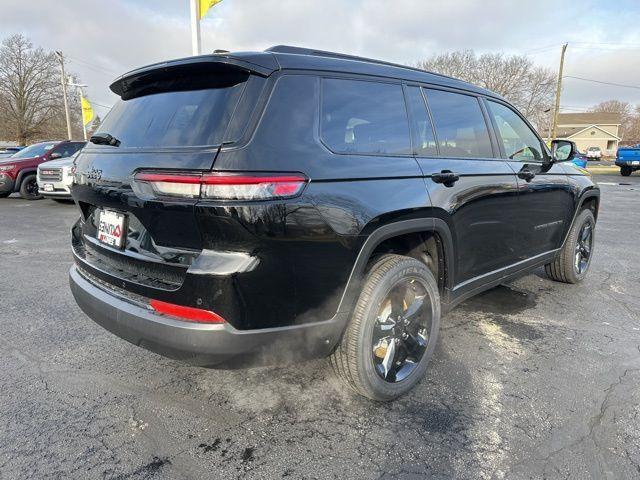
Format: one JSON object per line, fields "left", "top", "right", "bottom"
{"left": 133, "top": 171, "right": 307, "bottom": 201}
{"left": 149, "top": 299, "right": 226, "bottom": 324}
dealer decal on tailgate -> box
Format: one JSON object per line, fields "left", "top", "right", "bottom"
{"left": 97, "top": 209, "right": 126, "bottom": 249}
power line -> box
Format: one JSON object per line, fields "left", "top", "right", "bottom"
{"left": 66, "top": 56, "right": 120, "bottom": 76}
{"left": 571, "top": 41, "right": 640, "bottom": 47}
{"left": 563, "top": 75, "right": 640, "bottom": 90}
{"left": 91, "top": 101, "right": 113, "bottom": 110}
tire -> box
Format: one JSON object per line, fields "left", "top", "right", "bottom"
{"left": 0, "top": 192, "right": 10, "bottom": 198}
{"left": 330, "top": 254, "right": 441, "bottom": 401}
{"left": 19, "top": 174, "right": 42, "bottom": 200}
{"left": 621, "top": 166, "right": 632, "bottom": 177}
{"left": 545, "top": 209, "right": 595, "bottom": 284}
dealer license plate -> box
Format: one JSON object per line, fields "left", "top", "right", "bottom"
{"left": 97, "top": 209, "right": 126, "bottom": 249}
{"left": 43, "top": 183, "right": 54, "bottom": 192}
{"left": 632, "top": 161, "right": 639, "bottom": 166}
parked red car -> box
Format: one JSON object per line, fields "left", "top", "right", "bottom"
{"left": 0, "top": 140, "right": 85, "bottom": 199}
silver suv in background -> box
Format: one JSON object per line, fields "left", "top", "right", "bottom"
{"left": 37, "top": 151, "right": 80, "bottom": 201}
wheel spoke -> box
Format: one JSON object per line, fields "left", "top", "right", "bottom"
{"left": 404, "top": 331, "right": 427, "bottom": 358}
{"left": 403, "top": 295, "right": 425, "bottom": 323}
{"left": 376, "top": 301, "right": 395, "bottom": 331}
{"left": 381, "top": 338, "right": 397, "bottom": 379}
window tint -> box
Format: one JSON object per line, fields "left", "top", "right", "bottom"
{"left": 321, "top": 78, "right": 410, "bottom": 155}
{"left": 424, "top": 89, "right": 493, "bottom": 158}
{"left": 405, "top": 86, "right": 437, "bottom": 156}
{"left": 487, "top": 101, "right": 543, "bottom": 161}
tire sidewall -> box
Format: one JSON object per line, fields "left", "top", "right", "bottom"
{"left": 566, "top": 209, "right": 595, "bottom": 282}
{"left": 20, "top": 174, "right": 42, "bottom": 200}
{"left": 355, "top": 258, "right": 441, "bottom": 401}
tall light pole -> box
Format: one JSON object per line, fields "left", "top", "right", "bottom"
{"left": 55, "top": 51, "right": 73, "bottom": 140}
{"left": 68, "top": 82, "right": 88, "bottom": 140}
{"left": 551, "top": 43, "right": 568, "bottom": 141}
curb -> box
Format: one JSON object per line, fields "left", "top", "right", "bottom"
{"left": 586, "top": 166, "right": 618, "bottom": 174}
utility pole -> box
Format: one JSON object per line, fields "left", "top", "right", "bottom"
{"left": 550, "top": 43, "right": 568, "bottom": 141}
{"left": 190, "top": 0, "right": 202, "bottom": 56}
{"left": 55, "top": 51, "right": 73, "bottom": 140}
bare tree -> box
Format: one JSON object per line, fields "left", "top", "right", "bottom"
{"left": 415, "top": 50, "right": 556, "bottom": 131}
{"left": 0, "top": 34, "right": 81, "bottom": 144}
{"left": 588, "top": 99, "right": 638, "bottom": 142}
{"left": 629, "top": 105, "right": 640, "bottom": 144}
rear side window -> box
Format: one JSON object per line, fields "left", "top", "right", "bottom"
{"left": 96, "top": 76, "right": 247, "bottom": 148}
{"left": 424, "top": 89, "right": 493, "bottom": 158}
{"left": 405, "top": 86, "right": 437, "bottom": 156}
{"left": 486, "top": 101, "right": 544, "bottom": 161}
{"left": 321, "top": 78, "right": 410, "bottom": 155}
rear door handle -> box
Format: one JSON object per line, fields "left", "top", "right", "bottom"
{"left": 518, "top": 169, "right": 536, "bottom": 182}
{"left": 431, "top": 170, "right": 460, "bottom": 186}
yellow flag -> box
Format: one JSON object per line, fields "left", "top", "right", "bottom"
{"left": 200, "top": 0, "right": 223, "bottom": 19}
{"left": 81, "top": 95, "right": 94, "bottom": 127}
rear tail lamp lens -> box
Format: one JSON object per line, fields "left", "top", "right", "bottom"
{"left": 149, "top": 299, "right": 225, "bottom": 324}
{"left": 133, "top": 172, "right": 307, "bottom": 201}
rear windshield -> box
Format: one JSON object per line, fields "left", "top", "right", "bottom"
{"left": 96, "top": 78, "right": 247, "bottom": 148}
{"left": 10, "top": 142, "right": 57, "bottom": 159}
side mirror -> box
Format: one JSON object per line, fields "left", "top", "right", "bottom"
{"left": 49, "top": 152, "right": 62, "bottom": 160}
{"left": 550, "top": 139, "right": 578, "bottom": 163}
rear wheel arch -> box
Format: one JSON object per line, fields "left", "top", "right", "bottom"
{"left": 337, "top": 218, "right": 455, "bottom": 318}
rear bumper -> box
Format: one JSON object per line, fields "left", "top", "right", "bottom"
{"left": 615, "top": 160, "right": 639, "bottom": 167}
{"left": 0, "top": 174, "right": 15, "bottom": 194}
{"left": 69, "top": 265, "right": 345, "bottom": 367}
{"left": 41, "top": 190, "right": 73, "bottom": 199}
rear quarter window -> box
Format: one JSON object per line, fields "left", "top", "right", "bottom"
{"left": 321, "top": 78, "right": 411, "bottom": 155}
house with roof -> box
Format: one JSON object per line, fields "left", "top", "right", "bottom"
{"left": 555, "top": 112, "right": 621, "bottom": 156}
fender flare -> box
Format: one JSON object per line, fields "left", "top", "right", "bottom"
{"left": 560, "top": 188, "right": 600, "bottom": 249}
{"left": 14, "top": 169, "right": 37, "bottom": 192}
{"left": 577, "top": 188, "right": 600, "bottom": 215}
{"left": 335, "top": 218, "right": 455, "bottom": 317}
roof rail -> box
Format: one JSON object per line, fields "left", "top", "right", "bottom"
{"left": 265, "top": 45, "right": 454, "bottom": 81}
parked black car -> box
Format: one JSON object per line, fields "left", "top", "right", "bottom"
{"left": 69, "top": 46, "right": 599, "bottom": 400}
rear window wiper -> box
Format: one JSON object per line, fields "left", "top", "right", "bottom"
{"left": 90, "top": 133, "right": 121, "bottom": 147}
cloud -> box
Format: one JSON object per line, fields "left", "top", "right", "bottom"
{"left": 1, "top": 0, "right": 639, "bottom": 115}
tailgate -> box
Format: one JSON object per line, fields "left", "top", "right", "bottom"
{"left": 70, "top": 59, "right": 268, "bottom": 296}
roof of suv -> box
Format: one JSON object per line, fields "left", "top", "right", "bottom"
{"left": 111, "top": 45, "right": 501, "bottom": 100}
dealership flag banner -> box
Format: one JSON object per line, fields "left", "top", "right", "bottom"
{"left": 200, "top": 0, "right": 222, "bottom": 18}
{"left": 81, "top": 95, "right": 94, "bottom": 127}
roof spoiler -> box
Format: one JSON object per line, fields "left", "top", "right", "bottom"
{"left": 110, "top": 53, "right": 279, "bottom": 99}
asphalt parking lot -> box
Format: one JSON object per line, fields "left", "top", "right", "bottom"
{"left": 1, "top": 173, "right": 639, "bottom": 480}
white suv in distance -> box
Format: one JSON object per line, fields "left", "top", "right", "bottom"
{"left": 586, "top": 146, "right": 602, "bottom": 160}
{"left": 37, "top": 151, "right": 80, "bottom": 201}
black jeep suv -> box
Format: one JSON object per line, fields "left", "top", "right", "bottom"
{"left": 69, "top": 46, "right": 599, "bottom": 401}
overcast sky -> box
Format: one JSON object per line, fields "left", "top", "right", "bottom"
{"left": 1, "top": 0, "right": 639, "bottom": 118}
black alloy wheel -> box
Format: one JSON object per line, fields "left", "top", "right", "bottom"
{"left": 371, "top": 278, "right": 432, "bottom": 383}
{"left": 574, "top": 219, "right": 594, "bottom": 275}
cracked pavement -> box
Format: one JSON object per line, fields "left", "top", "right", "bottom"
{"left": 1, "top": 173, "right": 639, "bottom": 479}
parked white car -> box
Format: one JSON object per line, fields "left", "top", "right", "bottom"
{"left": 37, "top": 151, "right": 79, "bottom": 201}
{"left": 586, "top": 146, "right": 602, "bottom": 160}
